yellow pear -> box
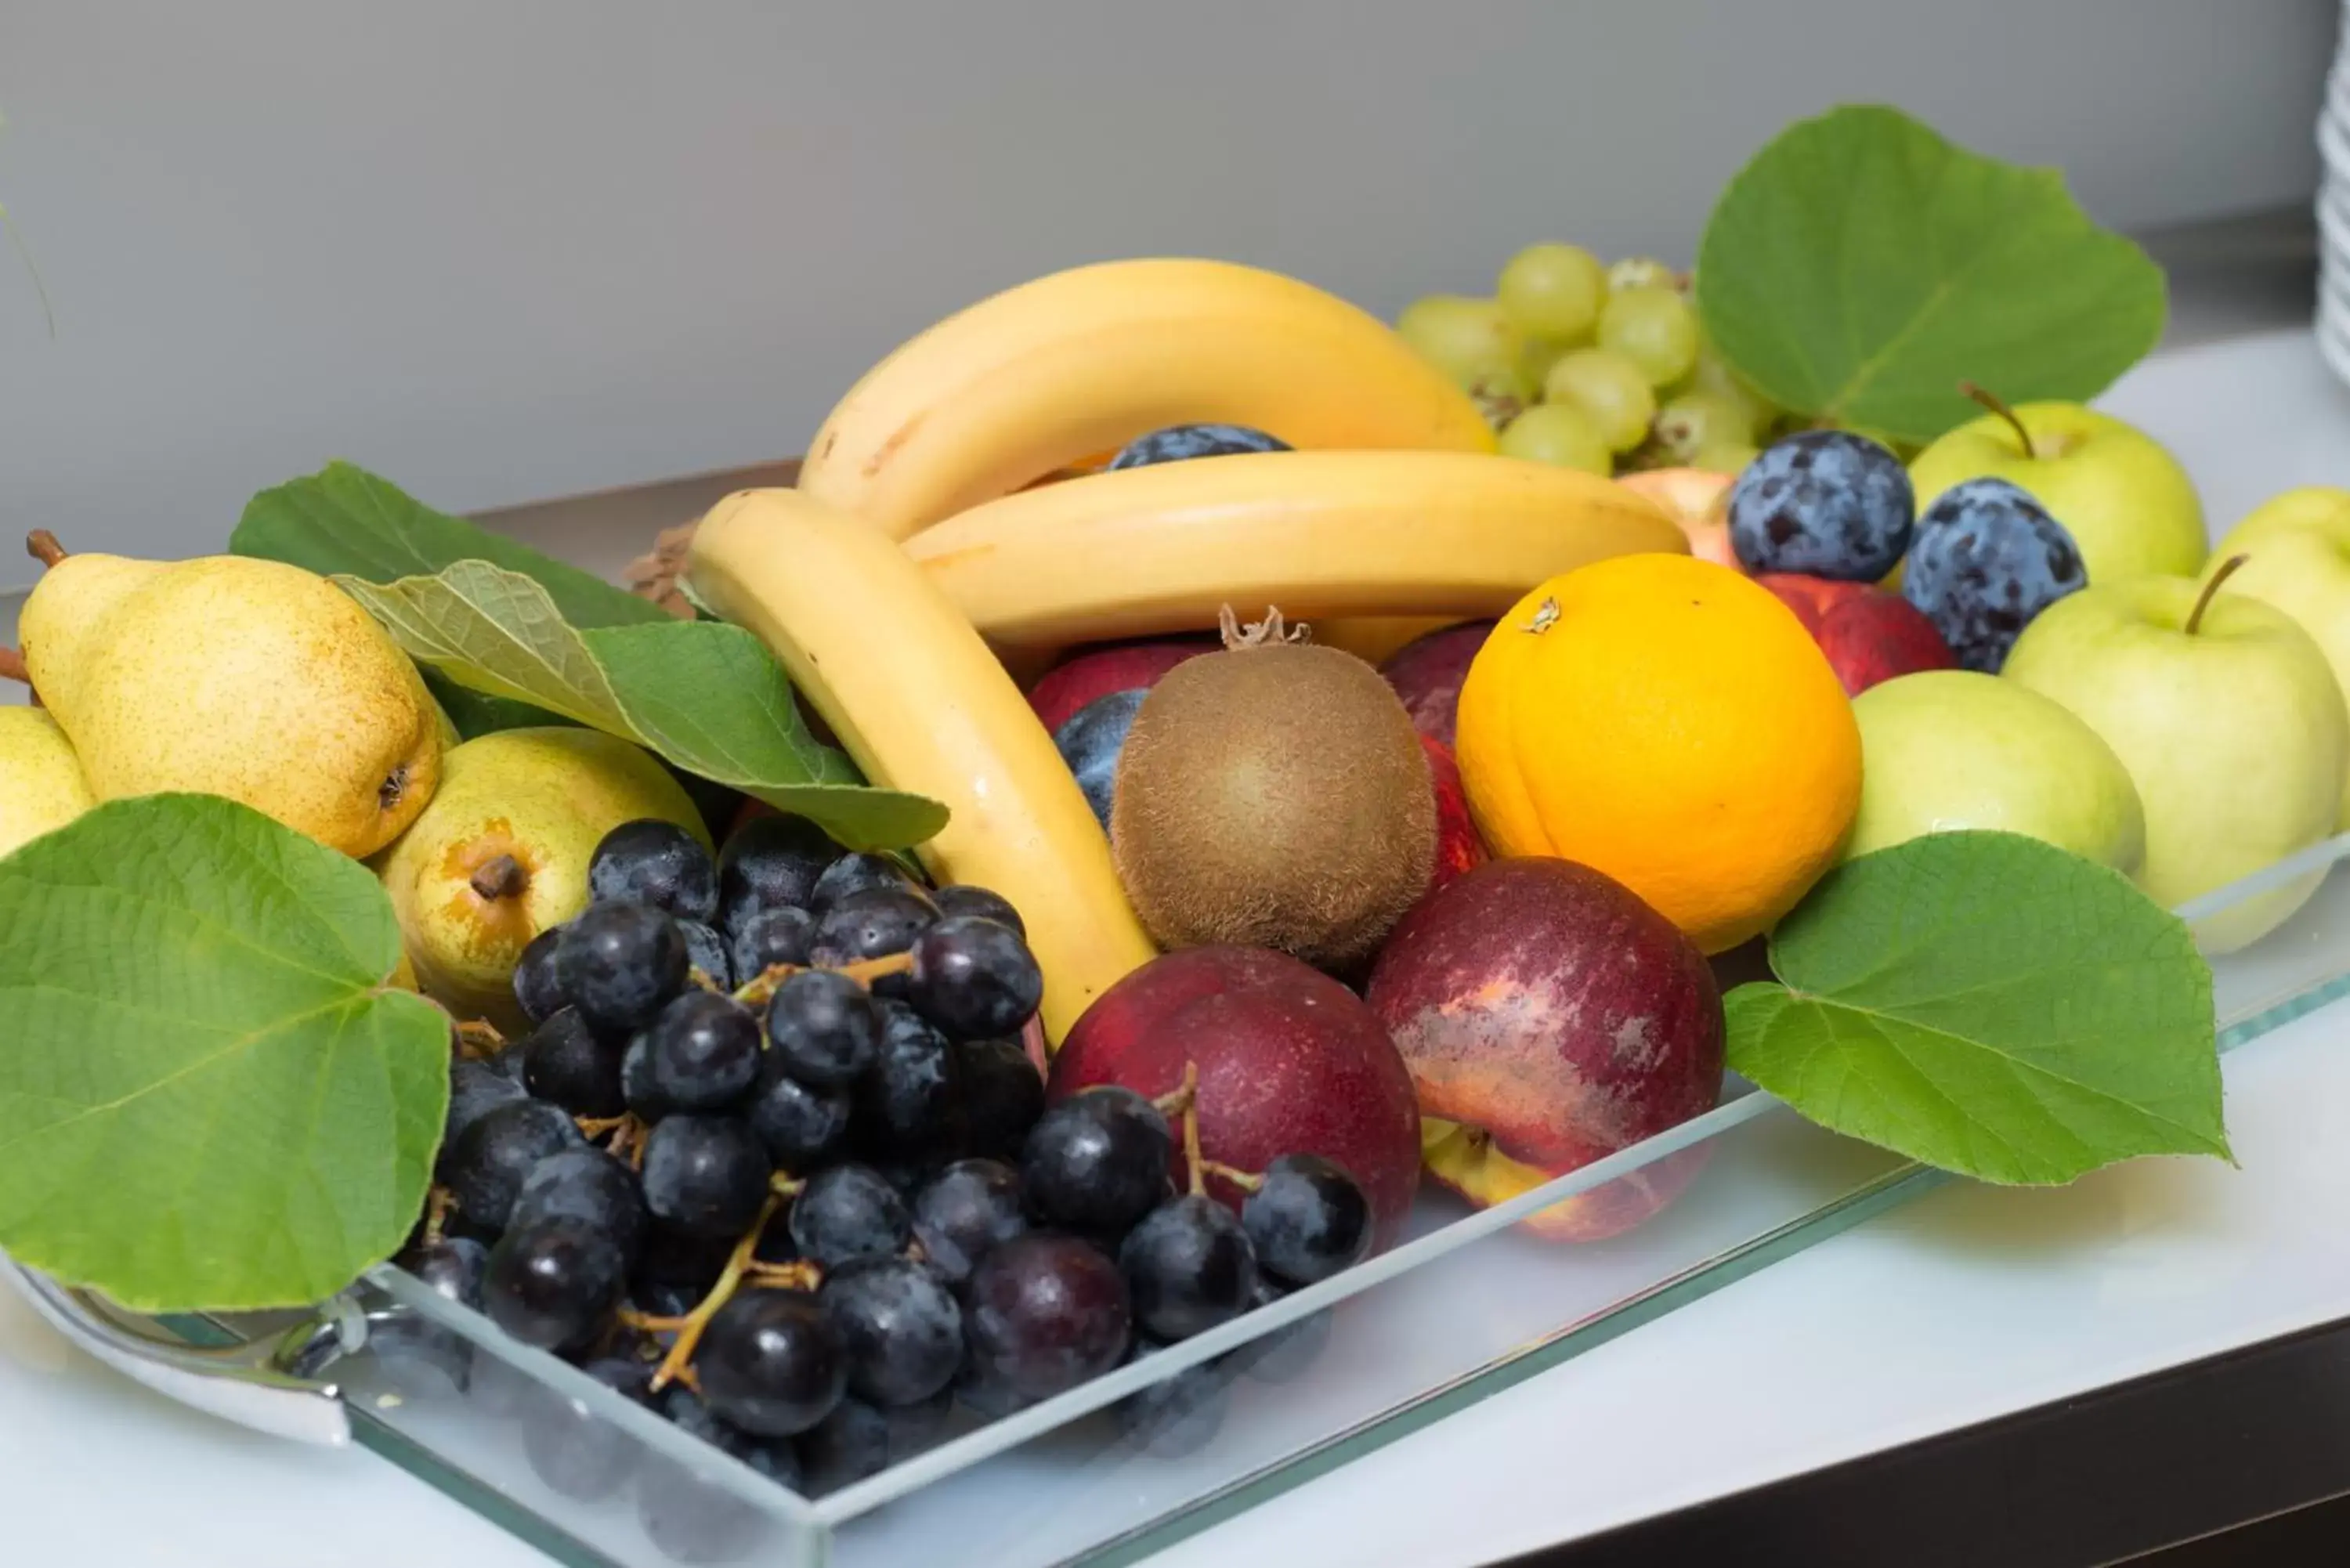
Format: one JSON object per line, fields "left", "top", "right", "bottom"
{"left": 20, "top": 538, "right": 441, "bottom": 858}
{"left": 0, "top": 708, "right": 96, "bottom": 857}
{"left": 377, "top": 727, "right": 708, "bottom": 1032}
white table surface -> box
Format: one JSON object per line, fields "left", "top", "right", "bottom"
{"left": 7, "top": 328, "right": 2350, "bottom": 1568}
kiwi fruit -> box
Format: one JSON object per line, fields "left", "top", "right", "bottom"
{"left": 1110, "top": 609, "right": 1437, "bottom": 970}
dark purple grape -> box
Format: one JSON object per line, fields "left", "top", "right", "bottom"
{"left": 910, "top": 1158, "right": 1027, "bottom": 1285}
{"left": 931, "top": 883, "right": 1025, "bottom": 939}
{"left": 856, "top": 1001, "right": 960, "bottom": 1158}
{"left": 788, "top": 1165, "right": 911, "bottom": 1269}
{"left": 950, "top": 1037, "right": 1046, "bottom": 1163}
{"left": 678, "top": 919, "right": 732, "bottom": 990}
{"left": 810, "top": 852, "right": 918, "bottom": 914}
{"left": 1019, "top": 1087, "right": 1171, "bottom": 1240}
{"left": 588, "top": 819, "right": 718, "bottom": 923}
{"left": 520, "top": 1356, "right": 653, "bottom": 1498}
{"left": 696, "top": 1289, "right": 848, "bottom": 1438}
{"left": 906, "top": 917, "right": 1043, "bottom": 1041}
{"left": 445, "top": 1098, "right": 583, "bottom": 1233}
{"left": 1119, "top": 1194, "right": 1257, "bottom": 1342}
{"left": 512, "top": 925, "right": 569, "bottom": 1024}
{"left": 642, "top": 991, "right": 763, "bottom": 1113}
{"left": 631, "top": 1277, "right": 704, "bottom": 1320}
{"left": 1242, "top": 1154, "right": 1373, "bottom": 1286}
{"left": 522, "top": 1007, "right": 627, "bottom": 1118}
{"left": 399, "top": 1234, "right": 489, "bottom": 1307}
{"left": 378, "top": 1235, "right": 488, "bottom": 1395}
{"left": 746, "top": 1068, "right": 853, "bottom": 1172}
{"left": 764, "top": 970, "right": 883, "bottom": 1089}
{"left": 640, "top": 1115, "right": 772, "bottom": 1240}
{"left": 717, "top": 814, "right": 841, "bottom": 937}
{"left": 812, "top": 886, "right": 938, "bottom": 965}
{"left": 440, "top": 1057, "right": 529, "bottom": 1175}
{"left": 797, "top": 1388, "right": 953, "bottom": 1494}
{"left": 1115, "top": 1342, "right": 1229, "bottom": 1457}
{"left": 632, "top": 1225, "right": 734, "bottom": 1293}
{"left": 483, "top": 1218, "right": 626, "bottom": 1352}
{"left": 558, "top": 901, "right": 689, "bottom": 1036}
{"left": 1226, "top": 1273, "right": 1333, "bottom": 1384}
{"left": 728, "top": 905, "right": 815, "bottom": 988}
{"left": 638, "top": 1388, "right": 772, "bottom": 1563}
{"left": 512, "top": 1147, "right": 647, "bottom": 1264}
{"left": 962, "top": 1232, "right": 1131, "bottom": 1403}
{"left": 819, "top": 1257, "right": 964, "bottom": 1407}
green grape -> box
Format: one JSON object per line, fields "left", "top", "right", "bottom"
{"left": 1653, "top": 392, "right": 1754, "bottom": 464}
{"left": 1677, "top": 342, "right": 1780, "bottom": 432}
{"left": 1395, "top": 294, "right": 1525, "bottom": 390}
{"left": 1542, "top": 348, "right": 1656, "bottom": 454}
{"left": 1596, "top": 287, "right": 1700, "bottom": 388}
{"left": 1693, "top": 440, "right": 1762, "bottom": 477}
{"left": 1495, "top": 244, "right": 1607, "bottom": 345}
{"left": 1498, "top": 403, "right": 1611, "bottom": 475}
{"left": 1465, "top": 363, "right": 1535, "bottom": 432}
{"left": 1607, "top": 256, "right": 1678, "bottom": 294}
{"left": 1518, "top": 334, "right": 1570, "bottom": 390}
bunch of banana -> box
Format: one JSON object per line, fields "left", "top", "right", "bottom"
{"left": 689, "top": 258, "right": 1684, "bottom": 1043}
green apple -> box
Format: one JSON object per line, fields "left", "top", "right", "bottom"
{"left": 1908, "top": 401, "right": 2206, "bottom": 585}
{"left": 1845, "top": 670, "right": 2144, "bottom": 873}
{"left": 2001, "top": 571, "right": 2348, "bottom": 953}
{"left": 2202, "top": 487, "right": 2350, "bottom": 824}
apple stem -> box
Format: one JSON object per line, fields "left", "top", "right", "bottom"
{"left": 468, "top": 854, "right": 528, "bottom": 901}
{"left": 2186, "top": 554, "right": 2250, "bottom": 637}
{"left": 24, "top": 529, "right": 66, "bottom": 569}
{"left": 1958, "top": 381, "right": 2034, "bottom": 460}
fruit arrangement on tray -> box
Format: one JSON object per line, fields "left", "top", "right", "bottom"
{"left": 0, "top": 101, "right": 2344, "bottom": 1534}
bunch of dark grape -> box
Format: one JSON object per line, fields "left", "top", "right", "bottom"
{"left": 399, "top": 810, "right": 1375, "bottom": 1552}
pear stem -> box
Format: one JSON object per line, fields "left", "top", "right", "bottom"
{"left": 24, "top": 530, "right": 65, "bottom": 569}
{"left": 468, "top": 854, "right": 528, "bottom": 901}
{"left": 0, "top": 646, "right": 25, "bottom": 686}
{"left": 1958, "top": 381, "right": 2035, "bottom": 460}
{"left": 2186, "top": 554, "right": 2250, "bottom": 637}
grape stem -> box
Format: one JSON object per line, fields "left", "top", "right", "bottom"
{"left": 454, "top": 1020, "right": 508, "bottom": 1060}
{"left": 1200, "top": 1159, "right": 1263, "bottom": 1194}
{"left": 1152, "top": 1064, "right": 1210, "bottom": 1198}
{"left": 421, "top": 1184, "right": 454, "bottom": 1245}
{"left": 628, "top": 1190, "right": 786, "bottom": 1392}
{"left": 732, "top": 949, "right": 913, "bottom": 1011}
{"left": 575, "top": 1114, "right": 631, "bottom": 1142}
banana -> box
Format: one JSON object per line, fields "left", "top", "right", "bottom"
{"left": 798, "top": 258, "right": 1495, "bottom": 540}
{"left": 685, "top": 487, "right": 1156, "bottom": 1042}
{"left": 901, "top": 451, "right": 1689, "bottom": 648}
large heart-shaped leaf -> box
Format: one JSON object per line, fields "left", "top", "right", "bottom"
{"left": 1695, "top": 105, "right": 2167, "bottom": 444}
{"left": 1726, "top": 830, "right": 2223, "bottom": 1184}
{"left": 340, "top": 562, "right": 946, "bottom": 851}
{"left": 233, "top": 461, "right": 671, "bottom": 630}
{"left": 0, "top": 796, "right": 449, "bottom": 1311}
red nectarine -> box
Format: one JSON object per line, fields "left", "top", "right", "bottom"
{"left": 1379, "top": 620, "right": 1495, "bottom": 750}
{"left": 1027, "top": 635, "right": 1217, "bottom": 736}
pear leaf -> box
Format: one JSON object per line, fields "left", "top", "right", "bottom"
{"left": 424, "top": 672, "right": 574, "bottom": 741}
{"left": 1694, "top": 105, "right": 2167, "bottom": 444}
{"left": 1725, "top": 831, "right": 2223, "bottom": 1185}
{"left": 339, "top": 562, "right": 943, "bottom": 850}
{"left": 233, "top": 461, "right": 671, "bottom": 630}
{"left": 0, "top": 795, "right": 448, "bottom": 1312}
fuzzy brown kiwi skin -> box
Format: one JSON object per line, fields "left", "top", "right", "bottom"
{"left": 1109, "top": 639, "right": 1437, "bottom": 972}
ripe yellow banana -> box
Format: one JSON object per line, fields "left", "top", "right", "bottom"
{"left": 902, "top": 451, "right": 1689, "bottom": 648}
{"left": 685, "top": 487, "right": 1156, "bottom": 1042}
{"left": 798, "top": 258, "right": 1495, "bottom": 540}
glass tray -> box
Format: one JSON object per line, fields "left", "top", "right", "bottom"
{"left": 159, "top": 834, "right": 2350, "bottom": 1568}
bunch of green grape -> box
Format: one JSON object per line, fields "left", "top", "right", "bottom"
{"left": 1396, "top": 244, "right": 1784, "bottom": 479}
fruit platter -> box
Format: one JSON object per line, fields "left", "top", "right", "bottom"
{"left": 8, "top": 103, "right": 2350, "bottom": 1568}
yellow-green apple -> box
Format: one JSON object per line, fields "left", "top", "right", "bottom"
{"left": 1615, "top": 468, "right": 1738, "bottom": 570}
{"left": 2001, "top": 562, "right": 2348, "bottom": 952}
{"left": 1844, "top": 670, "right": 2145, "bottom": 873}
{"left": 1908, "top": 398, "right": 2205, "bottom": 585}
{"left": 2201, "top": 488, "right": 2350, "bottom": 824}
{"left": 1365, "top": 858, "right": 1723, "bottom": 1241}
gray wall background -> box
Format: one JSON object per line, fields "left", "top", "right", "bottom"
{"left": 0, "top": 0, "right": 2335, "bottom": 585}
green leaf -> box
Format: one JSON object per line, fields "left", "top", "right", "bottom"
{"left": 340, "top": 562, "right": 943, "bottom": 851}
{"left": 232, "top": 461, "right": 671, "bottom": 630}
{"left": 0, "top": 795, "right": 448, "bottom": 1311}
{"left": 1694, "top": 104, "right": 2167, "bottom": 444}
{"left": 424, "top": 670, "right": 575, "bottom": 740}
{"left": 1725, "top": 831, "right": 2223, "bottom": 1185}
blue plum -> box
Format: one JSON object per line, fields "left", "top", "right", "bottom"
{"left": 1107, "top": 424, "right": 1290, "bottom": 469}
{"left": 1054, "top": 688, "right": 1149, "bottom": 830}
{"left": 1901, "top": 478, "right": 2087, "bottom": 674}
{"left": 1727, "top": 430, "right": 1914, "bottom": 581}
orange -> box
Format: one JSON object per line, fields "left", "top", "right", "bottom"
{"left": 1454, "top": 552, "right": 1860, "bottom": 952}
